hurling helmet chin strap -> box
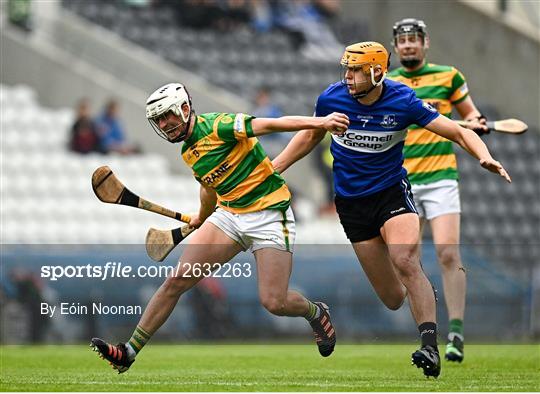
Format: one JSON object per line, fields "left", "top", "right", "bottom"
{"left": 352, "top": 67, "right": 387, "bottom": 99}
{"left": 169, "top": 111, "right": 193, "bottom": 143}
{"left": 352, "top": 84, "right": 378, "bottom": 99}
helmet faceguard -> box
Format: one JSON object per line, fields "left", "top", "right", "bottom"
{"left": 146, "top": 83, "right": 194, "bottom": 143}
{"left": 392, "top": 18, "right": 428, "bottom": 45}
{"left": 392, "top": 18, "right": 429, "bottom": 68}
{"left": 340, "top": 41, "right": 390, "bottom": 98}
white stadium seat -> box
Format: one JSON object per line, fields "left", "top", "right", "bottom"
{"left": 1, "top": 83, "right": 340, "bottom": 245}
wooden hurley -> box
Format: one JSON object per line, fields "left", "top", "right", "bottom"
{"left": 145, "top": 226, "right": 196, "bottom": 262}
{"left": 457, "top": 118, "right": 528, "bottom": 134}
{"left": 92, "top": 166, "right": 194, "bottom": 261}
{"left": 92, "top": 166, "right": 191, "bottom": 223}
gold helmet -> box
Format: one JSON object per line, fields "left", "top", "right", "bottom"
{"left": 340, "top": 42, "right": 390, "bottom": 97}
{"left": 340, "top": 41, "right": 390, "bottom": 75}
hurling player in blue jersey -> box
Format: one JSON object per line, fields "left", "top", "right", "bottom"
{"left": 273, "top": 41, "right": 510, "bottom": 378}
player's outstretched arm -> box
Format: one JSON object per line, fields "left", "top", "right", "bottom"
{"left": 272, "top": 129, "right": 326, "bottom": 174}
{"left": 425, "top": 115, "right": 511, "bottom": 183}
{"left": 251, "top": 112, "right": 349, "bottom": 136}
{"left": 190, "top": 184, "right": 217, "bottom": 228}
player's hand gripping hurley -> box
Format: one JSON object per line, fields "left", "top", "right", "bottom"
{"left": 92, "top": 166, "right": 194, "bottom": 262}
{"left": 456, "top": 118, "right": 528, "bottom": 134}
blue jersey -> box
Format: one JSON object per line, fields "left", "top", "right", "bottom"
{"left": 315, "top": 79, "right": 439, "bottom": 198}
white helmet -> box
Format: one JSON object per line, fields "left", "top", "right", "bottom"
{"left": 146, "top": 83, "right": 193, "bottom": 143}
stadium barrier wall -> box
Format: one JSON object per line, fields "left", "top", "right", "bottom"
{"left": 0, "top": 244, "right": 532, "bottom": 344}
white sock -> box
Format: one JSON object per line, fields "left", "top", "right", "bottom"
{"left": 448, "top": 332, "right": 464, "bottom": 342}
{"left": 313, "top": 305, "right": 321, "bottom": 319}
{"left": 305, "top": 302, "right": 322, "bottom": 321}
{"left": 126, "top": 343, "right": 137, "bottom": 361}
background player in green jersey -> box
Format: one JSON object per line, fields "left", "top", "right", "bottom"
{"left": 388, "top": 18, "right": 489, "bottom": 363}
{"left": 91, "top": 83, "right": 349, "bottom": 373}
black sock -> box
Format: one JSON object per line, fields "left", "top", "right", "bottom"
{"left": 418, "top": 322, "right": 438, "bottom": 350}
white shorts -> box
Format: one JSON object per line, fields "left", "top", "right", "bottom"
{"left": 206, "top": 206, "right": 296, "bottom": 253}
{"left": 411, "top": 179, "right": 461, "bottom": 220}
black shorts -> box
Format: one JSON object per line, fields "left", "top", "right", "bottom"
{"left": 335, "top": 179, "right": 418, "bottom": 243}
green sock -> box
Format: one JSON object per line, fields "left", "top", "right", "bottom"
{"left": 305, "top": 301, "right": 320, "bottom": 321}
{"left": 128, "top": 325, "right": 151, "bottom": 356}
{"left": 449, "top": 319, "right": 464, "bottom": 337}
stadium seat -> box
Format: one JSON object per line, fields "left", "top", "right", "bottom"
{"left": 0, "top": 84, "right": 218, "bottom": 244}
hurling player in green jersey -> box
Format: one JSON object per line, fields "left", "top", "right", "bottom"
{"left": 91, "top": 83, "right": 349, "bottom": 373}
{"left": 388, "top": 18, "right": 489, "bottom": 363}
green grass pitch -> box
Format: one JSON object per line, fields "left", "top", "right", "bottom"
{"left": 1, "top": 344, "right": 538, "bottom": 391}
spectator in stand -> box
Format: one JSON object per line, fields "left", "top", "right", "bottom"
{"left": 312, "top": 0, "right": 340, "bottom": 19}
{"left": 252, "top": 86, "right": 288, "bottom": 159}
{"left": 252, "top": 86, "right": 283, "bottom": 119}
{"left": 219, "top": 0, "right": 251, "bottom": 31}
{"left": 168, "top": 0, "right": 250, "bottom": 31}
{"left": 96, "top": 99, "right": 140, "bottom": 155}
{"left": 69, "top": 98, "right": 103, "bottom": 154}
{"left": 273, "top": 0, "right": 342, "bottom": 59}
{"left": 171, "top": 0, "right": 223, "bottom": 30}
{"left": 250, "top": 0, "right": 274, "bottom": 33}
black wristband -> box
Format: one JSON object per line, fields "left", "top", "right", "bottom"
{"left": 465, "top": 114, "right": 489, "bottom": 136}
{"left": 465, "top": 113, "right": 487, "bottom": 122}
